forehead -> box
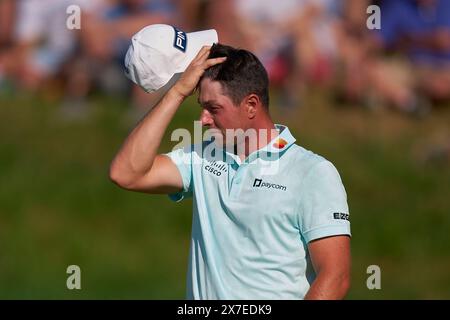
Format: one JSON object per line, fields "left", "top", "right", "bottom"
{"left": 199, "top": 78, "right": 228, "bottom": 102}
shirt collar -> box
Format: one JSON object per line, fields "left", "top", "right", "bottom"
{"left": 221, "top": 124, "right": 296, "bottom": 164}
{"left": 259, "top": 124, "right": 296, "bottom": 154}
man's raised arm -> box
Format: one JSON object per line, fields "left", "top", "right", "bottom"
{"left": 109, "top": 46, "right": 226, "bottom": 194}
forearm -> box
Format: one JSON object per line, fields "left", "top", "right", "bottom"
{"left": 304, "top": 272, "right": 350, "bottom": 300}
{"left": 110, "top": 88, "right": 185, "bottom": 183}
{"left": 110, "top": 45, "right": 226, "bottom": 185}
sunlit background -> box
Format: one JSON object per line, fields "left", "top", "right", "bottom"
{"left": 1, "top": 0, "right": 449, "bottom": 299}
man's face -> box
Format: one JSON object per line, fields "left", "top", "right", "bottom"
{"left": 198, "top": 78, "right": 248, "bottom": 146}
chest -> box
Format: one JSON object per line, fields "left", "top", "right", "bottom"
{"left": 195, "top": 159, "right": 300, "bottom": 229}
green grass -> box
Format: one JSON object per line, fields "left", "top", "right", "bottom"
{"left": 0, "top": 90, "right": 449, "bottom": 299}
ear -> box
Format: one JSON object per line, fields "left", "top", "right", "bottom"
{"left": 244, "top": 94, "right": 260, "bottom": 119}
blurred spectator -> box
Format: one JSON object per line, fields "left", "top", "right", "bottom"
{"left": 176, "top": 0, "right": 203, "bottom": 30}
{"left": 69, "top": 0, "right": 179, "bottom": 118}
{"left": 367, "top": 0, "right": 450, "bottom": 115}
{"left": 81, "top": 0, "right": 176, "bottom": 63}
{"left": 332, "top": 0, "right": 374, "bottom": 105}
{"left": 0, "top": 0, "right": 15, "bottom": 47}
{"left": 0, "top": 0, "right": 182, "bottom": 119}
{"left": 204, "top": 0, "right": 345, "bottom": 109}
{"left": 2, "top": 0, "right": 447, "bottom": 121}
{"left": 0, "top": 0, "right": 105, "bottom": 93}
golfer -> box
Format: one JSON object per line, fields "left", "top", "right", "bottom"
{"left": 110, "top": 43, "right": 351, "bottom": 300}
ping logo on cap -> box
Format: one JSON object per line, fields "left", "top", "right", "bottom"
{"left": 173, "top": 27, "right": 187, "bottom": 52}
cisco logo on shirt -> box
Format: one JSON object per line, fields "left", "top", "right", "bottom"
{"left": 253, "top": 178, "right": 287, "bottom": 191}
{"left": 204, "top": 160, "right": 227, "bottom": 177}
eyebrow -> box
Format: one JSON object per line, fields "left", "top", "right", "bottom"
{"left": 197, "top": 99, "right": 216, "bottom": 108}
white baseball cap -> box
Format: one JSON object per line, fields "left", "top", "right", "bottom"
{"left": 124, "top": 24, "right": 218, "bottom": 93}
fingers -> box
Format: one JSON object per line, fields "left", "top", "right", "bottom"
{"left": 172, "top": 48, "right": 226, "bottom": 98}
{"left": 204, "top": 57, "right": 227, "bottom": 68}
{"left": 192, "top": 46, "right": 211, "bottom": 63}
{"left": 189, "top": 46, "right": 227, "bottom": 71}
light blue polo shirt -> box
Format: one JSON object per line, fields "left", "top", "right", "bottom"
{"left": 164, "top": 125, "right": 351, "bottom": 300}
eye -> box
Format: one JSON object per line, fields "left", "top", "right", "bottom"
{"left": 210, "top": 105, "right": 221, "bottom": 113}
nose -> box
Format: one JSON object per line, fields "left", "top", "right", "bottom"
{"left": 200, "top": 109, "right": 214, "bottom": 127}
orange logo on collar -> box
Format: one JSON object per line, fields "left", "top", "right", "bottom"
{"left": 273, "top": 138, "right": 288, "bottom": 149}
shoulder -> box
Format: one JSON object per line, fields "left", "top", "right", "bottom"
{"left": 166, "top": 140, "right": 218, "bottom": 161}
{"left": 284, "top": 144, "right": 332, "bottom": 173}
{"left": 283, "top": 144, "right": 345, "bottom": 189}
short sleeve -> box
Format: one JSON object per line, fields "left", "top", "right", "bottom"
{"left": 164, "top": 145, "right": 193, "bottom": 202}
{"left": 298, "top": 161, "right": 351, "bottom": 243}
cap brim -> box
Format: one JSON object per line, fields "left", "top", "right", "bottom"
{"left": 175, "top": 29, "right": 218, "bottom": 73}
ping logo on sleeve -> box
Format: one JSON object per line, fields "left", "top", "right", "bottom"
{"left": 333, "top": 212, "right": 349, "bottom": 221}
{"left": 173, "top": 27, "right": 187, "bottom": 52}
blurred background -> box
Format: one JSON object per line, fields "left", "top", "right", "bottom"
{"left": 1, "top": 0, "right": 449, "bottom": 299}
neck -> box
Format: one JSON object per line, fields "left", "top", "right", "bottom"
{"left": 236, "top": 117, "right": 278, "bottom": 161}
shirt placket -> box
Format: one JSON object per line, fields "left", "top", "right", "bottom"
{"left": 229, "top": 162, "right": 247, "bottom": 199}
